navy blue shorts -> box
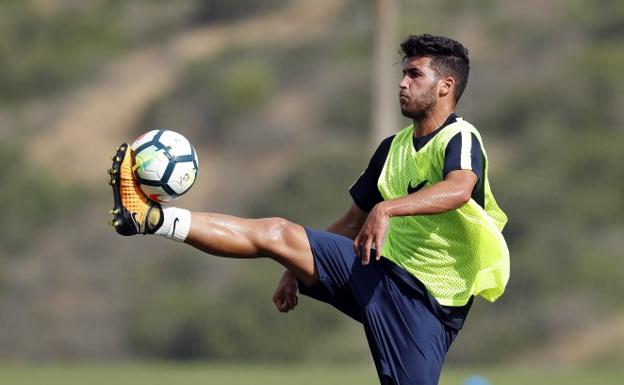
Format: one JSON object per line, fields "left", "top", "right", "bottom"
{"left": 298, "top": 228, "right": 460, "bottom": 385}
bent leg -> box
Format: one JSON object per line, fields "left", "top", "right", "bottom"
{"left": 185, "top": 212, "right": 318, "bottom": 286}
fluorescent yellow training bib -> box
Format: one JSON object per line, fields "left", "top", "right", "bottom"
{"left": 378, "top": 119, "right": 509, "bottom": 306}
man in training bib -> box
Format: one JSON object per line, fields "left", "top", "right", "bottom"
{"left": 108, "top": 34, "right": 509, "bottom": 385}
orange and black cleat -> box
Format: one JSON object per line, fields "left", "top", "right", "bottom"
{"left": 108, "top": 143, "right": 163, "bottom": 235}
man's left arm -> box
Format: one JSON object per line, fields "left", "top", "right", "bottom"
{"left": 353, "top": 169, "right": 477, "bottom": 265}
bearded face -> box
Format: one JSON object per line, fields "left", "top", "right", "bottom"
{"left": 400, "top": 81, "right": 438, "bottom": 120}
{"left": 399, "top": 56, "right": 441, "bottom": 120}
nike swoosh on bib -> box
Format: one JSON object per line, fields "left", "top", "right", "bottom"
{"left": 407, "top": 180, "right": 428, "bottom": 195}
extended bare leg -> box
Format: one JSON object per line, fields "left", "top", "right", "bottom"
{"left": 185, "top": 213, "right": 318, "bottom": 286}
{"left": 108, "top": 143, "right": 318, "bottom": 287}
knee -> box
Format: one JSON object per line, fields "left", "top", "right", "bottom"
{"left": 257, "top": 217, "right": 299, "bottom": 254}
{"left": 264, "top": 216, "right": 291, "bottom": 237}
{"left": 256, "top": 217, "right": 316, "bottom": 284}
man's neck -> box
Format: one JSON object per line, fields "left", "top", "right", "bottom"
{"left": 413, "top": 106, "right": 455, "bottom": 138}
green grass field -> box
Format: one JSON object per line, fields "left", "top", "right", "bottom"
{"left": 1, "top": 363, "right": 622, "bottom": 385}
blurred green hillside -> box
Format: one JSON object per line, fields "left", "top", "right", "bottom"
{"left": 0, "top": 0, "right": 623, "bottom": 368}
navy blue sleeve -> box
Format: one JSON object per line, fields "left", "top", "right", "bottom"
{"left": 443, "top": 132, "right": 484, "bottom": 180}
{"left": 349, "top": 135, "right": 394, "bottom": 213}
{"left": 444, "top": 132, "right": 486, "bottom": 207}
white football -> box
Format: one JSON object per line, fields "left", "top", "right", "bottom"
{"left": 130, "top": 130, "right": 199, "bottom": 202}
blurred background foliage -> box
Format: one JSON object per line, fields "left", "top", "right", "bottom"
{"left": 0, "top": 141, "right": 83, "bottom": 254}
{"left": 0, "top": 0, "right": 623, "bottom": 370}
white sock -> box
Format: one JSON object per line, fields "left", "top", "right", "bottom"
{"left": 154, "top": 207, "right": 191, "bottom": 242}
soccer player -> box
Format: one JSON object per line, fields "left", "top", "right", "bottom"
{"left": 108, "top": 34, "right": 509, "bottom": 385}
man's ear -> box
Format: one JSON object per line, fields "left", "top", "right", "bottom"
{"left": 439, "top": 76, "right": 455, "bottom": 98}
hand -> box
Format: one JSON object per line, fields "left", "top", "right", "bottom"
{"left": 272, "top": 269, "right": 299, "bottom": 313}
{"left": 353, "top": 203, "right": 390, "bottom": 265}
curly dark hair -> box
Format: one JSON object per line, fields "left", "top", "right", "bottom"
{"left": 400, "top": 34, "right": 470, "bottom": 103}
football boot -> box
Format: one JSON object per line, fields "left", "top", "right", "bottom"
{"left": 108, "top": 143, "right": 163, "bottom": 235}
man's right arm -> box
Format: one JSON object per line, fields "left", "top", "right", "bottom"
{"left": 326, "top": 203, "right": 368, "bottom": 239}
{"left": 273, "top": 203, "right": 368, "bottom": 313}
{"left": 274, "top": 136, "right": 392, "bottom": 312}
